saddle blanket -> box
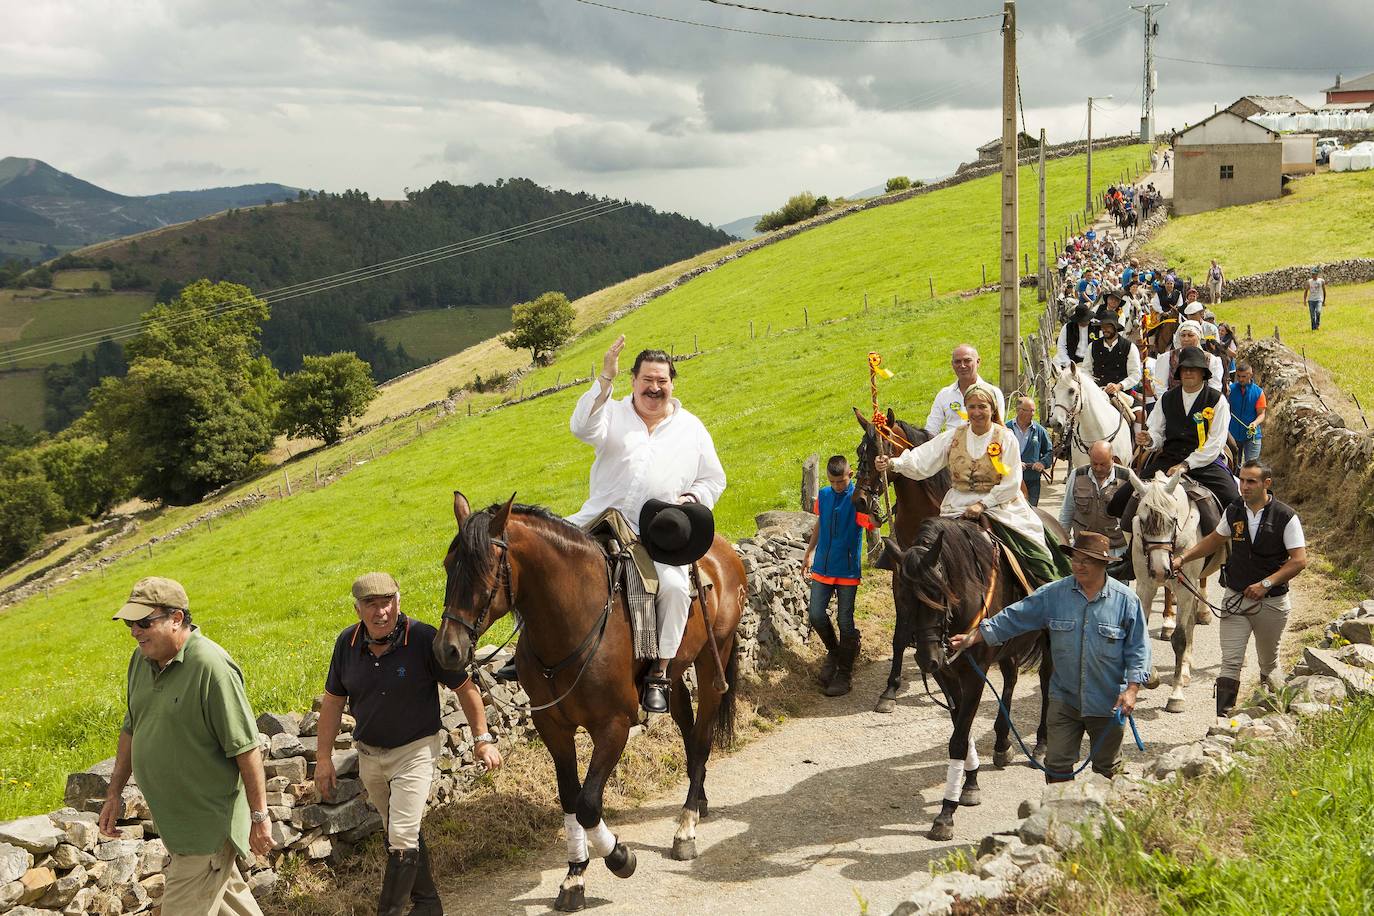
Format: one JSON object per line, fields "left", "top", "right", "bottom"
{"left": 582, "top": 509, "right": 659, "bottom": 660}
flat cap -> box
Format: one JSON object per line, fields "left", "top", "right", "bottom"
{"left": 113, "top": 576, "right": 189, "bottom": 621}
{"left": 352, "top": 572, "right": 399, "bottom": 600}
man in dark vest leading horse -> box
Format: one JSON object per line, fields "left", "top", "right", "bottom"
{"left": 568, "top": 335, "right": 727, "bottom": 713}
{"left": 1170, "top": 461, "right": 1308, "bottom": 719}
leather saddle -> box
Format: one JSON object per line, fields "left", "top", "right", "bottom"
{"left": 1179, "top": 477, "right": 1222, "bottom": 538}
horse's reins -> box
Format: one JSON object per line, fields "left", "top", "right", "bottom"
{"left": 445, "top": 538, "right": 619, "bottom": 715}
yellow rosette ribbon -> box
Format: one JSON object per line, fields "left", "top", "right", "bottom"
{"left": 986, "top": 441, "right": 1010, "bottom": 476}
{"left": 953, "top": 401, "right": 968, "bottom": 421}
{"left": 1193, "top": 406, "right": 1215, "bottom": 450}
{"left": 867, "top": 352, "right": 894, "bottom": 380}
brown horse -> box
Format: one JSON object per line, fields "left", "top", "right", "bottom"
{"left": 433, "top": 492, "right": 746, "bottom": 912}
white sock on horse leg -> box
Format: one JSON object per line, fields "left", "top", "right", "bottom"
{"left": 586, "top": 819, "right": 616, "bottom": 858}
{"left": 943, "top": 759, "right": 965, "bottom": 803}
{"left": 964, "top": 745, "right": 980, "bottom": 771}
{"left": 564, "top": 814, "right": 588, "bottom": 863}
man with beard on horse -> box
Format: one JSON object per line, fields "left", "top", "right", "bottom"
{"left": 948, "top": 532, "right": 1151, "bottom": 781}
{"left": 877, "top": 383, "right": 1069, "bottom": 588}
{"left": 568, "top": 334, "right": 727, "bottom": 714}
{"left": 1081, "top": 311, "right": 1142, "bottom": 426}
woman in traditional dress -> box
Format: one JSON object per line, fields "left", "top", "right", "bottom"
{"left": 875, "top": 382, "right": 1069, "bottom": 586}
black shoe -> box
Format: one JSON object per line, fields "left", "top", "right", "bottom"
{"left": 641, "top": 675, "right": 671, "bottom": 714}
{"left": 408, "top": 833, "right": 444, "bottom": 916}
{"left": 379, "top": 849, "right": 421, "bottom": 916}
{"left": 493, "top": 659, "right": 519, "bottom": 683}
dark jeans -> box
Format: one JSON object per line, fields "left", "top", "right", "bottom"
{"left": 1308, "top": 299, "right": 1322, "bottom": 330}
{"left": 1024, "top": 477, "right": 1042, "bottom": 507}
{"left": 808, "top": 580, "right": 858, "bottom": 639}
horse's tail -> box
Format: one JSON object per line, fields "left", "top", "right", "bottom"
{"left": 713, "top": 638, "right": 740, "bottom": 750}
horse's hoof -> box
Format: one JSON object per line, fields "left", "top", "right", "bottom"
{"left": 958, "top": 788, "right": 981, "bottom": 807}
{"left": 1144, "top": 671, "right": 1161, "bottom": 690}
{"left": 1031, "top": 742, "right": 1047, "bottom": 764}
{"left": 927, "top": 821, "right": 955, "bottom": 841}
{"left": 1161, "top": 626, "right": 1175, "bottom": 641}
{"left": 1165, "top": 697, "right": 1186, "bottom": 714}
{"left": 605, "top": 843, "right": 636, "bottom": 879}
{"left": 696, "top": 798, "right": 708, "bottom": 818}
{"left": 670, "top": 838, "right": 697, "bottom": 861}
{"left": 874, "top": 695, "right": 896, "bottom": 714}
{"left": 993, "top": 749, "right": 1014, "bottom": 768}
{"left": 555, "top": 887, "right": 586, "bottom": 912}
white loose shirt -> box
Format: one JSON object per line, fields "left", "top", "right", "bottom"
{"left": 567, "top": 382, "right": 726, "bottom": 532}
{"left": 1054, "top": 323, "right": 1093, "bottom": 368}
{"left": 1145, "top": 386, "right": 1231, "bottom": 470}
{"left": 1152, "top": 351, "right": 1225, "bottom": 392}
{"left": 923, "top": 377, "right": 1007, "bottom": 437}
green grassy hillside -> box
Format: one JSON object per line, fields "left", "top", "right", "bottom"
{"left": 1142, "top": 170, "right": 1374, "bottom": 278}
{"left": 370, "top": 307, "right": 512, "bottom": 366}
{"left": 0, "top": 145, "right": 1146, "bottom": 817}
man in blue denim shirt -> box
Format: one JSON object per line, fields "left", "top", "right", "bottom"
{"left": 951, "top": 532, "right": 1150, "bottom": 781}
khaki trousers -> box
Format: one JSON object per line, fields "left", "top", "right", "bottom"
{"left": 356, "top": 731, "right": 442, "bottom": 852}
{"left": 1044, "top": 698, "right": 1124, "bottom": 781}
{"left": 161, "top": 839, "right": 262, "bottom": 916}
{"left": 1219, "top": 588, "right": 1291, "bottom": 682}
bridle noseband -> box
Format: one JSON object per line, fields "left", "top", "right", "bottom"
{"left": 442, "top": 537, "right": 512, "bottom": 643}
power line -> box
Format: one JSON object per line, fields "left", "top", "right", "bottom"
{"left": 696, "top": 0, "right": 1001, "bottom": 25}
{"left": 571, "top": 0, "right": 1001, "bottom": 43}
{"left": 1158, "top": 55, "right": 1367, "bottom": 73}
{"left": 3, "top": 202, "right": 632, "bottom": 366}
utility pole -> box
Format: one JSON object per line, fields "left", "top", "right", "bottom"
{"left": 998, "top": 0, "right": 1018, "bottom": 397}
{"left": 1086, "top": 95, "right": 1112, "bottom": 213}
{"left": 1037, "top": 128, "right": 1047, "bottom": 303}
{"left": 1133, "top": 3, "right": 1167, "bottom": 141}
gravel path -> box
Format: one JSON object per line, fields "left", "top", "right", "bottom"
{"left": 444, "top": 468, "right": 1266, "bottom": 916}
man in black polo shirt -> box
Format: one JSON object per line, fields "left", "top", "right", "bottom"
{"left": 1172, "top": 462, "right": 1308, "bottom": 718}
{"left": 316, "top": 572, "right": 502, "bottom": 916}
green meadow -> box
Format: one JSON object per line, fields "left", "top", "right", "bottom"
{"left": 0, "top": 144, "right": 1141, "bottom": 817}
{"left": 0, "top": 288, "right": 154, "bottom": 369}
{"left": 50, "top": 269, "right": 112, "bottom": 291}
{"left": 371, "top": 306, "right": 512, "bottom": 366}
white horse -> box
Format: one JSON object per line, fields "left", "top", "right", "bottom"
{"left": 1047, "top": 363, "right": 1133, "bottom": 470}
{"left": 1126, "top": 469, "right": 1226, "bottom": 714}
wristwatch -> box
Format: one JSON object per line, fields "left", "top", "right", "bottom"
{"left": 474, "top": 732, "right": 496, "bottom": 746}
{"left": 1260, "top": 578, "right": 1273, "bottom": 591}
{"left": 250, "top": 810, "right": 269, "bottom": 824}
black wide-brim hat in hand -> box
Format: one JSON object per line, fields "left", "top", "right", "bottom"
{"left": 639, "top": 499, "right": 716, "bottom": 566}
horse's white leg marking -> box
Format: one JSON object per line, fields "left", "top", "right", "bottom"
{"left": 565, "top": 813, "right": 588, "bottom": 863}
{"left": 943, "top": 759, "right": 965, "bottom": 802}
{"left": 673, "top": 807, "right": 699, "bottom": 844}
{"left": 586, "top": 819, "right": 616, "bottom": 858}
{"left": 963, "top": 743, "right": 980, "bottom": 771}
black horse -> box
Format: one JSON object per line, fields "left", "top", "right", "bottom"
{"left": 887, "top": 517, "right": 1050, "bottom": 841}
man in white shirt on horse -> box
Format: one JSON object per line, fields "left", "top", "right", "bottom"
{"left": 568, "top": 335, "right": 727, "bottom": 713}
{"left": 924, "top": 344, "right": 1006, "bottom": 437}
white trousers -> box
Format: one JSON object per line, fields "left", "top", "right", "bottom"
{"left": 654, "top": 562, "right": 691, "bottom": 660}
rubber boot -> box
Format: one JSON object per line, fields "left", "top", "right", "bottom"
{"left": 407, "top": 833, "right": 444, "bottom": 916}
{"left": 825, "top": 632, "right": 860, "bottom": 697}
{"left": 1215, "top": 676, "right": 1241, "bottom": 719}
{"left": 379, "top": 848, "right": 421, "bottom": 916}
{"left": 813, "top": 617, "right": 841, "bottom": 689}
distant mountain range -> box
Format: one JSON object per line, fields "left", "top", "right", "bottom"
{"left": 0, "top": 157, "right": 300, "bottom": 258}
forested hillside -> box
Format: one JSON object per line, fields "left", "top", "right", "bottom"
{"left": 86, "top": 178, "right": 733, "bottom": 377}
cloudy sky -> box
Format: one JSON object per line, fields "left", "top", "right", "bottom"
{"left": 2, "top": 0, "right": 1370, "bottom": 226}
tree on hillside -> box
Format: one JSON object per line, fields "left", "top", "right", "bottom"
{"left": 31, "top": 434, "right": 129, "bottom": 521}
{"left": 501, "top": 291, "right": 576, "bottom": 365}
{"left": 89, "top": 280, "right": 279, "bottom": 504}
{"left": 276, "top": 352, "right": 379, "bottom": 445}
{"left": 886, "top": 176, "right": 912, "bottom": 192}
{"left": 0, "top": 474, "right": 63, "bottom": 567}
{"left": 754, "top": 192, "right": 820, "bottom": 233}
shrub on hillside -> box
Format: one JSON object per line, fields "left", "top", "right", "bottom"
{"left": 0, "top": 474, "right": 63, "bottom": 567}
{"left": 276, "top": 352, "right": 379, "bottom": 445}
{"left": 502, "top": 291, "right": 576, "bottom": 365}
{"left": 886, "top": 176, "right": 912, "bottom": 192}
{"left": 754, "top": 192, "right": 822, "bottom": 233}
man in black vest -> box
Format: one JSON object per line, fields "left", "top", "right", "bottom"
{"left": 1082, "top": 313, "right": 1141, "bottom": 402}
{"left": 1055, "top": 304, "right": 1094, "bottom": 367}
{"left": 1171, "top": 461, "right": 1308, "bottom": 717}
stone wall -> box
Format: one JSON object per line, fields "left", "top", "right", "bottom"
{"left": 0, "top": 527, "right": 813, "bottom": 915}
{"left": 1198, "top": 257, "right": 1374, "bottom": 303}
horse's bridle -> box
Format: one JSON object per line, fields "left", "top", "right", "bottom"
{"left": 442, "top": 537, "right": 512, "bottom": 643}
{"left": 1052, "top": 375, "right": 1128, "bottom": 457}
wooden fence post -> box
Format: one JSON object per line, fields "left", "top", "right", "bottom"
{"left": 749, "top": 320, "right": 754, "bottom": 339}
{"left": 982, "top": 263, "right": 987, "bottom": 285}
{"left": 283, "top": 470, "right": 292, "bottom": 496}
{"left": 929, "top": 277, "right": 935, "bottom": 299}
{"left": 803, "top": 307, "right": 808, "bottom": 327}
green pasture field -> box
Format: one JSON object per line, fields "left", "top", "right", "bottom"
{"left": 50, "top": 269, "right": 112, "bottom": 291}
{"left": 1218, "top": 280, "right": 1374, "bottom": 408}
{"left": 0, "top": 286, "right": 1040, "bottom": 818}
{"left": 0, "top": 369, "right": 46, "bottom": 429}
{"left": 1142, "top": 170, "right": 1374, "bottom": 279}
{"left": 0, "top": 288, "right": 153, "bottom": 369}
{"left": 370, "top": 307, "right": 512, "bottom": 366}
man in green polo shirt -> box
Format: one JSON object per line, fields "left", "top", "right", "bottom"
{"left": 98, "top": 576, "right": 272, "bottom": 916}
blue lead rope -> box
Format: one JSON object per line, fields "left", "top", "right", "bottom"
{"left": 964, "top": 654, "right": 1145, "bottom": 780}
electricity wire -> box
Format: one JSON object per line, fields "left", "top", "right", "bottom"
{"left": 1158, "top": 55, "right": 1369, "bottom": 72}
{"left": 695, "top": 0, "right": 1001, "bottom": 25}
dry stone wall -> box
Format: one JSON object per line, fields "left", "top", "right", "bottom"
{"left": 0, "top": 526, "right": 812, "bottom": 915}
{"left": 1200, "top": 257, "right": 1374, "bottom": 303}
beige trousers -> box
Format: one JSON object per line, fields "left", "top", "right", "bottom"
{"left": 356, "top": 731, "right": 442, "bottom": 851}
{"left": 161, "top": 839, "right": 262, "bottom": 916}
{"left": 1219, "top": 588, "right": 1291, "bottom": 681}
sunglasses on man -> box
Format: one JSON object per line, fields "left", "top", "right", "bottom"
{"left": 124, "top": 613, "right": 169, "bottom": 630}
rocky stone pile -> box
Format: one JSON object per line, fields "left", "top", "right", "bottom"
{"left": 889, "top": 597, "right": 1372, "bottom": 915}
{"left": 0, "top": 527, "right": 812, "bottom": 915}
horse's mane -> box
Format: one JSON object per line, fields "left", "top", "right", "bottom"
{"left": 1136, "top": 479, "right": 1181, "bottom": 539}
{"left": 449, "top": 503, "right": 596, "bottom": 599}
{"left": 914, "top": 517, "right": 993, "bottom": 605}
